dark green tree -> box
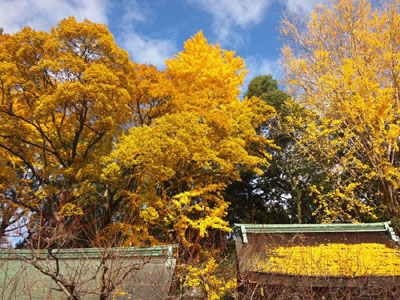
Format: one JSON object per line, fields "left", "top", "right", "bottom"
{"left": 226, "top": 75, "right": 328, "bottom": 225}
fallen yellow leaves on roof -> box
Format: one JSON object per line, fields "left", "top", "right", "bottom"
{"left": 253, "top": 243, "right": 400, "bottom": 277}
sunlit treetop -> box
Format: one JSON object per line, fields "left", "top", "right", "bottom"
{"left": 0, "top": 17, "right": 134, "bottom": 176}
{"left": 166, "top": 31, "right": 247, "bottom": 113}
{"left": 102, "top": 31, "right": 275, "bottom": 249}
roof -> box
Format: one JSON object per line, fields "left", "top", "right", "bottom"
{"left": 235, "top": 222, "right": 399, "bottom": 243}
{"left": 0, "top": 245, "right": 177, "bottom": 300}
{"left": 0, "top": 245, "right": 176, "bottom": 260}
{"left": 234, "top": 222, "right": 400, "bottom": 283}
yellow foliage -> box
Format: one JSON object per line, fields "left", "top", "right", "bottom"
{"left": 101, "top": 32, "right": 274, "bottom": 299}
{"left": 103, "top": 32, "right": 274, "bottom": 248}
{"left": 183, "top": 257, "right": 237, "bottom": 300}
{"left": 59, "top": 203, "right": 83, "bottom": 217}
{"left": 0, "top": 17, "right": 135, "bottom": 214}
{"left": 0, "top": 17, "right": 173, "bottom": 241}
{"left": 127, "top": 63, "right": 174, "bottom": 126}
{"left": 166, "top": 31, "right": 247, "bottom": 112}
{"left": 1, "top": 22, "right": 273, "bottom": 299}
{"left": 282, "top": 0, "right": 400, "bottom": 220}
{"left": 254, "top": 243, "right": 400, "bottom": 277}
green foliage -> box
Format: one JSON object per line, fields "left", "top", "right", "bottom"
{"left": 226, "top": 74, "right": 327, "bottom": 224}
{"left": 245, "top": 74, "right": 288, "bottom": 114}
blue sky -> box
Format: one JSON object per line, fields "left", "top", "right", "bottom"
{"left": 0, "top": 0, "right": 320, "bottom": 91}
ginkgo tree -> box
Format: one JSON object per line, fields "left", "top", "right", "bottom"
{"left": 0, "top": 17, "right": 174, "bottom": 245}
{"left": 102, "top": 32, "right": 275, "bottom": 298}
{"left": 282, "top": 0, "right": 400, "bottom": 221}
{"left": 0, "top": 19, "right": 274, "bottom": 299}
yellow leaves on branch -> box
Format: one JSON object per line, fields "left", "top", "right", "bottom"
{"left": 0, "top": 17, "right": 183, "bottom": 229}
{"left": 171, "top": 185, "right": 230, "bottom": 242}
{"left": 1, "top": 21, "right": 273, "bottom": 300}
{"left": 0, "top": 17, "right": 132, "bottom": 177}
{"left": 101, "top": 32, "right": 275, "bottom": 260}
{"left": 59, "top": 203, "right": 83, "bottom": 217}
{"left": 166, "top": 31, "right": 247, "bottom": 111}
{"left": 282, "top": 0, "right": 400, "bottom": 220}
{"left": 101, "top": 32, "right": 271, "bottom": 299}
{"left": 183, "top": 256, "right": 237, "bottom": 300}
{"left": 0, "top": 19, "right": 273, "bottom": 233}
{"left": 104, "top": 97, "right": 273, "bottom": 245}
{"left": 127, "top": 64, "right": 174, "bottom": 126}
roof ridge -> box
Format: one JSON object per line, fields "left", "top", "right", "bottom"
{"left": 0, "top": 244, "right": 178, "bottom": 259}
{"left": 235, "top": 222, "right": 399, "bottom": 244}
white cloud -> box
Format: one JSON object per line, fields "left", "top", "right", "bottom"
{"left": 259, "top": 59, "right": 283, "bottom": 79}
{"left": 246, "top": 56, "right": 283, "bottom": 81}
{"left": 190, "top": 0, "right": 271, "bottom": 44}
{"left": 189, "top": 0, "right": 325, "bottom": 44}
{"left": 121, "top": 33, "right": 177, "bottom": 69}
{"left": 117, "top": 1, "right": 177, "bottom": 69}
{"left": 120, "top": 0, "right": 148, "bottom": 24}
{"left": 205, "top": 0, "right": 270, "bottom": 27}
{"left": 284, "top": 0, "right": 327, "bottom": 14}
{"left": 0, "top": 0, "right": 108, "bottom": 33}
